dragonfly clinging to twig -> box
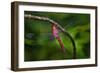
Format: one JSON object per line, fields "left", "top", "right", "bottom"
{"left": 52, "top": 24, "right": 66, "bottom": 55}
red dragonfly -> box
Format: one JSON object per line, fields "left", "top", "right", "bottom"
{"left": 52, "top": 24, "right": 66, "bottom": 54}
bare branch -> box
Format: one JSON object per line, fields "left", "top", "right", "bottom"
{"left": 25, "top": 14, "right": 65, "bottom": 32}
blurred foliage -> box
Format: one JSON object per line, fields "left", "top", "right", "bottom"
{"left": 24, "top": 11, "right": 90, "bottom": 61}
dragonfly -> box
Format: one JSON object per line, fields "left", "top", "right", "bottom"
{"left": 51, "top": 24, "right": 66, "bottom": 55}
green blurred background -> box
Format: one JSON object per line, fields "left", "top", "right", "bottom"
{"left": 24, "top": 11, "right": 90, "bottom": 61}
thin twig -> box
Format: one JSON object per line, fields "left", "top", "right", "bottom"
{"left": 24, "top": 14, "right": 76, "bottom": 59}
